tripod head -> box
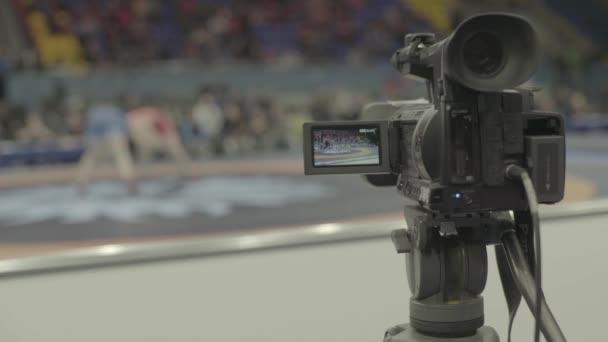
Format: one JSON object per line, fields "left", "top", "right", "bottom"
{"left": 389, "top": 207, "right": 510, "bottom": 338}
{"left": 385, "top": 207, "right": 567, "bottom": 342}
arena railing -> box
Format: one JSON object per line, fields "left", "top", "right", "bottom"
{"left": 0, "top": 198, "right": 607, "bottom": 278}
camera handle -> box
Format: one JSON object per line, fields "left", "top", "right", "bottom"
{"left": 384, "top": 208, "right": 566, "bottom": 342}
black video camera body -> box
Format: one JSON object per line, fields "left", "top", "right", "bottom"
{"left": 303, "top": 14, "right": 565, "bottom": 214}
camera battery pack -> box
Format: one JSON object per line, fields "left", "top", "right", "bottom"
{"left": 525, "top": 135, "right": 565, "bottom": 203}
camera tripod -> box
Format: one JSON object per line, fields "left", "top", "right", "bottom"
{"left": 383, "top": 206, "right": 566, "bottom": 342}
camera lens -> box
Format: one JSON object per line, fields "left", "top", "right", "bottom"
{"left": 463, "top": 31, "right": 504, "bottom": 76}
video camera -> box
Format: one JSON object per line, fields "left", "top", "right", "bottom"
{"left": 303, "top": 13, "right": 565, "bottom": 214}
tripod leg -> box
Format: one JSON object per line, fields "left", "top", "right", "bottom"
{"left": 501, "top": 231, "right": 567, "bottom": 342}
{"left": 495, "top": 245, "right": 521, "bottom": 342}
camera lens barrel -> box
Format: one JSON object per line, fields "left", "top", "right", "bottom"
{"left": 462, "top": 31, "right": 505, "bottom": 77}
{"left": 444, "top": 14, "right": 540, "bottom": 91}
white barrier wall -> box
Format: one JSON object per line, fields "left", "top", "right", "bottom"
{"left": 0, "top": 215, "right": 605, "bottom": 342}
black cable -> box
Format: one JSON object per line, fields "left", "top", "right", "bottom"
{"left": 506, "top": 164, "right": 542, "bottom": 342}
{"left": 501, "top": 231, "right": 567, "bottom": 342}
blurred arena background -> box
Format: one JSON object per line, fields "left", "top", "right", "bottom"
{"left": 0, "top": 0, "right": 606, "bottom": 257}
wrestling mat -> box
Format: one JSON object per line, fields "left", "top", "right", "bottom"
{"left": 0, "top": 143, "right": 602, "bottom": 257}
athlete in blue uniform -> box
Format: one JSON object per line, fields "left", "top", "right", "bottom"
{"left": 77, "top": 102, "right": 137, "bottom": 194}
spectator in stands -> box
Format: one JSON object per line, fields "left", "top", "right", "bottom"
{"left": 23, "top": 2, "right": 49, "bottom": 49}
{"left": 569, "top": 91, "right": 591, "bottom": 117}
{"left": 382, "top": 5, "right": 407, "bottom": 45}
{"left": 358, "top": 19, "right": 397, "bottom": 60}
{"left": 262, "top": 97, "right": 290, "bottom": 150}
{"left": 0, "top": 102, "right": 25, "bottom": 141}
{"left": 0, "top": 49, "right": 6, "bottom": 101}
{"left": 104, "top": 0, "right": 135, "bottom": 63}
{"left": 298, "top": 24, "right": 334, "bottom": 61}
{"left": 77, "top": 98, "right": 136, "bottom": 195}
{"left": 222, "top": 101, "right": 246, "bottom": 155}
{"left": 0, "top": 101, "right": 9, "bottom": 140}
{"left": 249, "top": 105, "right": 269, "bottom": 151}
{"left": 225, "top": 4, "right": 258, "bottom": 61}
{"left": 124, "top": 0, "right": 157, "bottom": 63}
{"left": 191, "top": 88, "right": 224, "bottom": 154}
{"left": 41, "top": 82, "right": 68, "bottom": 135}
{"left": 16, "top": 0, "right": 445, "bottom": 68}
{"left": 185, "top": 22, "right": 221, "bottom": 63}
{"left": 15, "top": 111, "right": 54, "bottom": 144}
{"left": 400, "top": 3, "right": 436, "bottom": 35}
{"left": 23, "top": 2, "right": 86, "bottom": 70}
{"left": 334, "top": 14, "right": 358, "bottom": 62}
{"left": 310, "top": 90, "right": 332, "bottom": 121}
{"left": 62, "top": 95, "right": 85, "bottom": 142}
{"left": 599, "top": 85, "right": 608, "bottom": 113}
{"left": 73, "top": 2, "right": 108, "bottom": 64}
{"left": 329, "top": 87, "right": 359, "bottom": 120}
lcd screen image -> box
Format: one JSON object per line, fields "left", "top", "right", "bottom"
{"left": 312, "top": 127, "right": 381, "bottom": 167}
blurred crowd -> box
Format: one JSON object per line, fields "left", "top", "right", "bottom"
{"left": 8, "top": 0, "right": 439, "bottom": 70}
{"left": 0, "top": 0, "right": 606, "bottom": 168}
{"left": 0, "top": 82, "right": 303, "bottom": 158}
{"left": 0, "top": 73, "right": 605, "bottom": 167}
